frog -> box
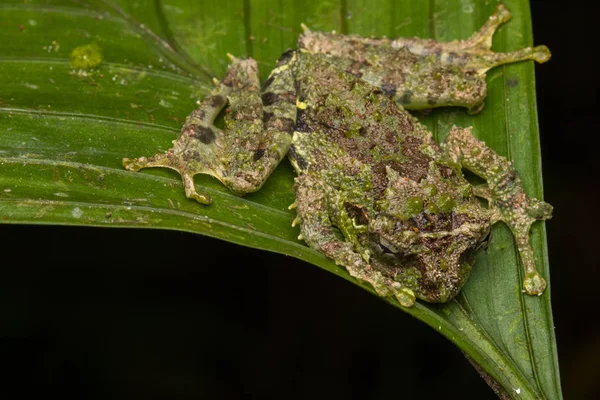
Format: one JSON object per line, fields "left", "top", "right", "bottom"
{"left": 122, "top": 4, "right": 552, "bottom": 307}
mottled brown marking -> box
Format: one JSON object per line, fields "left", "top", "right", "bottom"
{"left": 437, "top": 164, "right": 455, "bottom": 179}
{"left": 221, "top": 73, "right": 234, "bottom": 87}
{"left": 253, "top": 148, "right": 265, "bottom": 161}
{"left": 399, "top": 90, "right": 413, "bottom": 104}
{"left": 371, "top": 163, "right": 389, "bottom": 195}
{"left": 262, "top": 111, "right": 275, "bottom": 125}
{"left": 195, "top": 126, "right": 216, "bottom": 144}
{"left": 345, "top": 68, "right": 363, "bottom": 78}
{"left": 389, "top": 136, "right": 432, "bottom": 182}
{"left": 192, "top": 109, "right": 206, "bottom": 121}
{"left": 261, "top": 92, "right": 295, "bottom": 106}
{"left": 182, "top": 124, "right": 198, "bottom": 137}
{"left": 381, "top": 82, "right": 397, "bottom": 97}
{"left": 452, "top": 212, "right": 480, "bottom": 230}
{"left": 295, "top": 108, "right": 309, "bottom": 132}
{"left": 405, "top": 211, "right": 458, "bottom": 234}
{"left": 276, "top": 49, "right": 295, "bottom": 67}
{"left": 263, "top": 76, "right": 275, "bottom": 90}
{"left": 288, "top": 144, "right": 308, "bottom": 170}
{"left": 496, "top": 169, "right": 518, "bottom": 191}
{"left": 344, "top": 59, "right": 370, "bottom": 77}
{"left": 209, "top": 95, "right": 225, "bottom": 108}
{"left": 266, "top": 116, "right": 295, "bottom": 134}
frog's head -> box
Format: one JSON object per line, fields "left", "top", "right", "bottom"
{"left": 366, "top": 167, "right": 490, "bottom": 302}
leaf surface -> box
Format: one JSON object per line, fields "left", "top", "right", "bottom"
{"left": 0, "top": 1, "right": 561, "bottom": 398}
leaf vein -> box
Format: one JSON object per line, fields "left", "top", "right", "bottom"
{"left": 0, "top": 157, "right": 294, "bottom": 218}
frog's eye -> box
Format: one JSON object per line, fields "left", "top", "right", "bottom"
{"left": 380, "top": 243, "right": 396, "bottom": 255}
{"left": 344, "top": 202, "right": 369, "bottom": 225}
{"left": 379, "top": 237, "right": 399, "bottom": 254}
{"left": 474, "top": 225, "right": 492, "bottom": 252}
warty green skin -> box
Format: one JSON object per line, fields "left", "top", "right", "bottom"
{"left": 122, "top": 4, "right": 552, "bottom": 307}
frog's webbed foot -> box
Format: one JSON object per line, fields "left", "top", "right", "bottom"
{"left": 384, "top": 4, "right": 550, "bottom": 113}
{"left": 442, "top": 126, "right": 552, "bottom": 295}
{"left": 465, "top": 3, "right": 513, "bottom": 50}
{"left": 123, "top": 152, "right": 213, "bottom": 204}
{"left": 123, "top": 52, "right": 297, "bottom": 204}
{"left": 389, "top": 4, "right": 550, "bottom": 72}
{"left": 294, "top": 174, "right": 416, "bottom": 307}
{"left": 453, "top": 4, "right": 551, "bottom": 74}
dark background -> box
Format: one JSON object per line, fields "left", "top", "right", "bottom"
{"left": 1, "top": 1, "right": 598, "bottom": 399}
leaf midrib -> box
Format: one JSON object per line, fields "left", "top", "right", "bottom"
{"left": 0, "top": 195, "right": 299, "bottom": 238}
{"left": 0, "top": 156, "right": 294, "bottom": 219}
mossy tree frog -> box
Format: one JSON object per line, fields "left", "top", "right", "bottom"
{"left": 123, "top": 5, "right": 552, "bottom": 307}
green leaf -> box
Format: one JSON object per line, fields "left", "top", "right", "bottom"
{"left": 0, "top": 0, "right": 561, "bottom": 398}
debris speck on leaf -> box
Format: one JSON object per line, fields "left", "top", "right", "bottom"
{"left": 71, "top": 207, "right": 84, "bottom": 219}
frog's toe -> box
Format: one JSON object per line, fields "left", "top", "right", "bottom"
{"left": 182, "top": 173, "right": 213, "bottom": 205}
{"left": 526, "top": 198, "right": 553, "bottom": 220}
{"left": 226, "top": 53, "right": 239, "bottom": 62}
{"left": 523, "top": 272, "right": 547, "bottom": 296}
{"left": 122, "top": 157, "right": 144, "bottom": 172}
{"left": 300, "top": 23, "right": 311, "bottom": 34}
{"left": 466, "top": 102, "right": 485, "bottom": 115}
{"left": 532, "top": 45, "right": 551, "bottom": 63}
{"left": 395, "top": 287, "right": 416, "bottom": 307}
{"left": 495, "top": 3, "right": 512, "bottom": 23}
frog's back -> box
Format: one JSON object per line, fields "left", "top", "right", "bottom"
{"left": 289, "top": 52, "right": 442, "bottom": 198}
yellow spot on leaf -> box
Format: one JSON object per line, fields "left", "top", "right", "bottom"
{"left": 70, "top": 44, "right": 103, "bottom": 71}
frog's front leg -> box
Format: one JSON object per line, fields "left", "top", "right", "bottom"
{"left": 441, "top": 126, "right": 553, "bottom": 295}
{"left": 122, "top": 53, "right": 297, "bottom": 204}
{"left": 294, "top": 175, "right": 416, "bottom": 307}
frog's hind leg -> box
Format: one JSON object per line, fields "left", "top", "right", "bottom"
{"left": 465, "top": 3, "right": 513, "bottom": 50}
{"left": 442, "top": 126, "right": 553, "bottom": 296}
{"left": 123, "top": 52, "right": 297, "bottom": 204}
{"left": 386, "top": 4, "right": 550, "bottom": 113}
{"left": 390, "top": 4, "right": 550, "bottom": 71}
{"left": 294, "top": 174, "right": 416, "bottom": 307}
